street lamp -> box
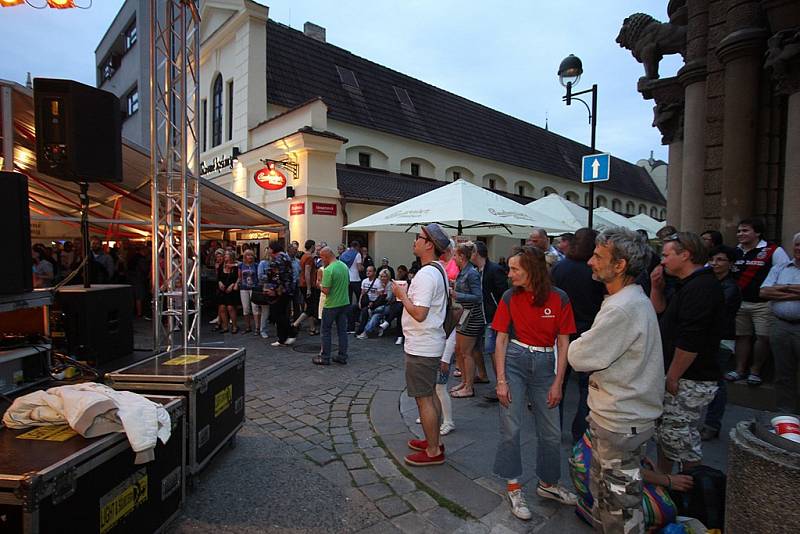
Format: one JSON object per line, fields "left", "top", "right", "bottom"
{"left": 558, "top": 54, "right": 598, "bottom": 228}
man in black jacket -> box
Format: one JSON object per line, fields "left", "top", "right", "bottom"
{"left": 471, "top": 241, "right": 508, "bottom": 401}
{"left": 651, "top": 232, "right": 724, "bottom": 474}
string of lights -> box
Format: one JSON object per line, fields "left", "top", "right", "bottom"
{"left": 0, "top": 0, "right": 92, "bottom": 8}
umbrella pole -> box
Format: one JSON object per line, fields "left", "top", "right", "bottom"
{"left": 457, "top": 221, "right": 462, "bottom": 236}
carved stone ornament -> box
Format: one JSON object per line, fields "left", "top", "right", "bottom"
{"left": 765, "top": 28, "right": 800, "bottom": 94}
{"left": 652, "top": 101, "right": 684, "bottom": 144}
{"left": 616, "top": 12, "right": 687, "bottom": 82}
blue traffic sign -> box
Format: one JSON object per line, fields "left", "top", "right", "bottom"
{"left": 581, "top": 153, "right": 611, "bottom": 183}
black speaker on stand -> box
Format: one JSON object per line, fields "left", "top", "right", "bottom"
{"left": 34, "top": 78, "right": 123, "bottom": 288}
{"left": 0, "top": 172, "right": 33, "bottom": 294}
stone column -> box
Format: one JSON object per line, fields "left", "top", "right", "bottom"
{"left": 782, "top": 90, "right": 800, "bottom": 249}
{"left": 717, "top": 0, "right": 768, "bottom": 240}
{"left": 667, "top": 141, "right": 683, "bottom": 227}
{"left": 678, "top": 63, "right": 706, "bottom": 232}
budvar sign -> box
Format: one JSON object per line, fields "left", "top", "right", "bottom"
{"left": 253, "top": 167, "right": 287, "bottom": 190}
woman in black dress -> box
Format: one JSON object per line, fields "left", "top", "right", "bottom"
{"left": 217, "top": 250, "right": 239, "bottom": 333}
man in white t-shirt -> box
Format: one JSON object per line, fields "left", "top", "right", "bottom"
{"left": 345, "top": 240, "right": 364, "bottom": 305}
{"left": 393, "top": 223, "right": 449, "bottom": 467}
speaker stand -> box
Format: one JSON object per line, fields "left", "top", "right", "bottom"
{"left": 78, "top": 182, "right": 90, "bottom": 289}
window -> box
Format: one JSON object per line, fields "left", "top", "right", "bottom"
{"left": 410, "top": 163, "right": 420, "bottom": 177}
{"left": 612, "top": 198, "right": 622, "bottom": 212}
{"left": 336, "top": 66, "right": 359, "bottom": 88}
{"left": 201, "top": 99, "right": 207, "bottom": 152}
{"left": 226, "top": 79, "right": 234, "bottom": 141}
{"left": 212, "top": 74, "right": 223, "bottom": 147}
{"left": 100, "top": 55, "right": 115, "bottom": 82}
{"left": 453, "top": 171, "right": 461, "bottom": 181}
{"left": 126, "top": 86, "right": 139, "bottom": 117}
{"left": 639, "top": 204, "right": 647, "bottom": 214}
{"left": 489, "top": 179, "right": 496, "bottom": 189}
{"left": 358, "top": 152, "right": 371, "bottom": 168}
{"left": 596, "top": 196, "right": 607, "bottom": 208}
{"left": 125, "top": 20, "right": 137, "bottom": 51}
{"left": 518, "top": 185, "right": 524, "bottom": 196}
{"left": 650, "top": 206, "right": 658, "bottom": 218}
{"left": 393, "top": 86, "right": 414, "bottom": 109}
{"left": 626, "top": 201, "right": 635, "bottom": 215}
{"left": 660, "top": 208, "right": 667, "bottom": 219}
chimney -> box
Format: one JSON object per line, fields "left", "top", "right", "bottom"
{"left": 303, "top": 22, "right": 326, "bottom": 43}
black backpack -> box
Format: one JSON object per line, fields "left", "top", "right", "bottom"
{"left": 669, "top": 465, "right": 726, "bottom": 529}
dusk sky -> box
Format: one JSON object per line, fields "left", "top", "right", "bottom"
{"left": 0, "top": 0, "right": 682, "bottom": 164}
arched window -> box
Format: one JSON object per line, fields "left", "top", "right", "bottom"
{"left": 650, "top": 206, "right": 658, "bottom": 218}
{"left": 212, "top": 74, "right": 223, "bottom": 147}
{"left": 660, "top": 208, "right": 667, "bottom": 220}
{"left": 564, "top": 191, "right": 579, "bottom": 203}
{"left": 639, "top": 204, "right": 647, "bottom": 215}
{"left": 612, "top": 198, "right": 622, "bottom": 212}
{"left": 626, "top": 201, "right": 635, "bottom": 215}
{"left": 596, "top": 195, "right": 608, "bottom": 208}
{"left": 541, "top": 187, "right": 558, "bottom": 197}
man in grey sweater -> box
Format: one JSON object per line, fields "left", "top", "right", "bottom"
{"left": 569, "top": 228, "right": 664, "bottom": 534}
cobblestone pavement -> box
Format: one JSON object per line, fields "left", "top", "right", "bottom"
{"left": 167, "top": 323, "right": 750, "bottom": 533}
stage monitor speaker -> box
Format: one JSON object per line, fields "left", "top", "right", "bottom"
{"left": 54, "top": 284, "right": 134, "bottom": 366}
{"left": 33, "top": 78, "right": 122, "bottom": 183}
{"left": 0, "top": 171, "right": 33, "bottom": 294}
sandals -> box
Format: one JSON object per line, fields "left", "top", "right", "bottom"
{"left": 723, "top": 371, "right": 744, "bottom": 382}
{"left": 448, "top": 383, "right": 464, "bottom": 394}
{"left": 450, "top": 389, "right": 474, "bottom": 399}
{"left": 746, "top": 373, "right": 763, "bottom": 386}
{"left": 453, "top": 368, "right": 463, "bottom": 378}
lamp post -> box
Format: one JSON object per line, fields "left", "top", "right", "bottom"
{"left": 558, "top": 54, "right": 598, "bottom": 228}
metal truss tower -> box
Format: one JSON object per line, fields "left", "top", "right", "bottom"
{"left": 149, "top": 0, "right": 201, "bottom": 350}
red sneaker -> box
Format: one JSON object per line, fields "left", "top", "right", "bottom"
{"left": 404, "top": 449, "right": 445, "bottom": 466}
{"left": 407, "top": 439, "right": 446, "bottom": 452}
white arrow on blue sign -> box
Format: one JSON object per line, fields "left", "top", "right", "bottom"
{"left": 581, "top": 153, "right": 611, "bottom": 183}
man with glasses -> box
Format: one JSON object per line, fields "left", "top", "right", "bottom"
{"left": 651, "top": 232, "right": 724, "bottom": 476}
{"left": 392, "top": 223, "right": 450, "bottom": 466}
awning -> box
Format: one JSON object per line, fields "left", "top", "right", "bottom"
{"left": 2, "top": 79, "right": 287, "bottom": 239}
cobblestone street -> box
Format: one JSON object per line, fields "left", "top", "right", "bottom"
{"left": 166, "top": 327, "right": 588, "bottom": 533}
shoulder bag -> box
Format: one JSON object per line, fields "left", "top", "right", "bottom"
{"left": 431, "top": 262, "right": 465, "bottom": 337}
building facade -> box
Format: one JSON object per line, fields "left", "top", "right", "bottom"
{"left": 99, "top": 0, "right": 667, "bottom": 262}
{"left": 622, "top": 0, "right": 799, "bottom": 249}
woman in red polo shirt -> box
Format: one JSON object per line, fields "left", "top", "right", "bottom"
{"left": 492, "top": 246, "right": 578, "bottom": 520}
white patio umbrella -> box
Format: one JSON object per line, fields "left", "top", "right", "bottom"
{"left": 593, "top": 207, "right": 654, "bottom": 237}
{"left": 630, "top": 213, "right": 666, "bottom": 236}
{"left": 343, "top": 179, "right": 572, "bottom": 235}
{"left": 524, "top": 195, "right": 617, "bottom": 233}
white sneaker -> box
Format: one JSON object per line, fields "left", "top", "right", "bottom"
{"left": 395, "top": 336, "right": 403, "bottom": 345}
{"left": 380, "top": 321, "right": 390, "bottom": 330}
{"left": 261, "top": 331, "right": 269, "bottom": 339}
{"left": 356, "top": 333, "right": 368, "bottom": 340}
{"left": 536, "top": 483, "right": 577, "bottom": 506}
{"left": 285, "top": 337, "right": 296, "bottom": 346}
{"left": 439, "top": 421, "right": 455, "bottom": 435}
{"left": 507, "top": 489, "right": 532, "bottom": 520}
{"left": 415, "top": 417, "right": 421, "bottom": 424}
{"left": 270, "top": 341, "right": 285, "bottom": 347}
{"left": 209, "top": 317, "right": 219, "bottom": 324}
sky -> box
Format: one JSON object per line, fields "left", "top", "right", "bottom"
{"left": 0, "top": 0, "right": 682, "bottom": 164}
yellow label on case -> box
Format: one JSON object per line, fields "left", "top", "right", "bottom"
{"left": 214, "top": 384, "right": 233, "bottom": 417}
{"left": 163, "top": 354, "right": 209, "bottom": 365}
{"left": 17, "top": 425, "right": 78, "bottom": 442}
{"left": 99, "top": 469, "right": 148, "bottom": 533}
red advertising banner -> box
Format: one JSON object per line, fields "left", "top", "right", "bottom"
{"left": 289, "top": 203, "right": 305, "bottom": 216}
{"left": 312, "top": 202, "right": 337, "bottom": 216}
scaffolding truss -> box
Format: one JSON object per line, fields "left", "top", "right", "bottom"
{"left": 150, "top": 0, "right": 201, "bottom": 350}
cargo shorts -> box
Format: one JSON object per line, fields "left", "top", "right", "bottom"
{"left": 655, "top": 379, "right": 718, "bottom": 463}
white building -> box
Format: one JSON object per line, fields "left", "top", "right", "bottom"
{"left": 99, "top": 0, "right": 667, "bottom": 262}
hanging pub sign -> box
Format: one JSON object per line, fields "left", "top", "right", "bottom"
{"left": 253, "top": 162, "right": 287, "bottom": 191}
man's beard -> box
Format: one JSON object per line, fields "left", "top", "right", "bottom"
{"left": 591, "top": 267, "right": 614, "bottom": 284}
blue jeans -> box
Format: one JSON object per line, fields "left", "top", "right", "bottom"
{"left": 321, "top": 304, "right": 349, "bottom": 362}
{"left": 364, "top": 305, "right": 388, "bottom": 335}
{"left": 483, "top": 325, "right": 497, "bottom": 355}
{"left": 704, "top": 345, "right": 733, "bottom": 431}
{"left": 493, "top": 343, "right": 562, "bottom": 483}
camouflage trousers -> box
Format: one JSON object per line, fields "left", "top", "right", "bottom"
{"left": 656, "top": 379, "right": 718, "bottom": 463}
{"left": 588, "top": 416, "right": 653, "bottom": 534}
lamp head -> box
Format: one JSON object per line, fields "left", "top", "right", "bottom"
{"left": 558, "top": 54, "right": 583, "bottom": 88}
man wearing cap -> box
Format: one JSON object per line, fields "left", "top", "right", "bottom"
{"left": 393, "top": 223, "right": 450, "bottom": 466}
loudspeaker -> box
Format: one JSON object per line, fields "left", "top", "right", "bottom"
{"left": 33, "top": 78, "right": 122, "bottom": 183}
{"left": 0, "top": 171, "right": 33, "bottom": 294}
{"left": 53, "top": 284, "right": 134, "bottom": 366}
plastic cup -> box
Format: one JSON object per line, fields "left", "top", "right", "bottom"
{"left": 771, "top": 415, "right": 800, "bottom": 442}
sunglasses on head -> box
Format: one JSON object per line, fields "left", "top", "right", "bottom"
{"left": 663, "top": 233, "right": 682, "bottom": 244}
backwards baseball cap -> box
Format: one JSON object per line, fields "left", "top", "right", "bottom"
{"left": 422, "top": 223, "right": 450, "bottom": 254}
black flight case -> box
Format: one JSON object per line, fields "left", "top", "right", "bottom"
{"left": 105, "top": 347, "right": 245, "bottom": 480}
{"left": 0, "top": 395, "right": 185, "bottom": 533}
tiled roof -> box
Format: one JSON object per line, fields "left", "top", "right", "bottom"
{"left": 267, "top": 20, "right": 666, "bottom": 205}
{"left": 336, "top": 164, "right": 535, "bottom": 205}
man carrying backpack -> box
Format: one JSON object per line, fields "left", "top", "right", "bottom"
{"left": 392, "top": 223, "right": 450, "bottom": 467}
{"left": 339, "top": 240, "right": 364, "bottom": 309}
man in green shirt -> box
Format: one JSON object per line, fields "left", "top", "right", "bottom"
{"left": 314, "top": 247, "right": 350, "bottom": 365}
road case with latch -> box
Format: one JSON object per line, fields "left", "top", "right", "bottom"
{"left": 0, "top": 394, "right": 185, "bottom": 533}
{"left": 105, "top": 347, "right": 245, "bottom": 479}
